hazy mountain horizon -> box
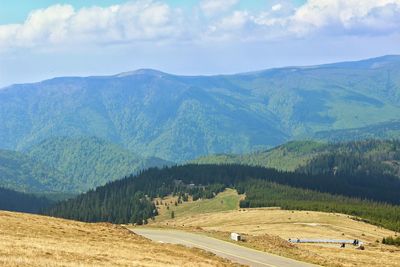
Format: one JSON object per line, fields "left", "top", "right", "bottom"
{"left": 2, "top": 54, "right": 400, "bottom": 89}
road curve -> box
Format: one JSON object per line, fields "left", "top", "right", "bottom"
{"left": 131, "top": 228, "right": 318, "bottom": 267}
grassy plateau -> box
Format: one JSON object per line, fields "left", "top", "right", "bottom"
{"left": 147, "top": 189, "right": 400, "bottom": 267}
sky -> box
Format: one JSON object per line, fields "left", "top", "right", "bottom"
{"left": 0, "top": 0, "right": 399, "bottom": 87}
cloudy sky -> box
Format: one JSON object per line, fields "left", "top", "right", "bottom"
{"left": 0, "top": 0, "right": 399, "bottom": 87}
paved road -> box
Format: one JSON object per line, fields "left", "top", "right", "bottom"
{"left": 131, "top": 228, "right": 318, "bottom": 267}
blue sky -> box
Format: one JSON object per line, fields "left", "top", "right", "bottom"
{"left": 1, "top": 0, "right": 307, "bottom": 23}
{"left": 0, "top": 1, "right": 125, "bottom": 23}
{"left": 0, "top": 0, "right": 399, "bottom": 87}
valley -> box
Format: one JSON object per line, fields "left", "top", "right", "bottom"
{"left": 1, "top": 56, "right": 400, "bottom": 267}
{"left": 2, "top": 1, "right": 400, "bottom": 265}
{"left": 1, "top": 138, "right": 400, "bottom": 266}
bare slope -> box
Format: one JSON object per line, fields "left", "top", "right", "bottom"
{"left": 0, "top": 211, "right": 233, "bottom": 267}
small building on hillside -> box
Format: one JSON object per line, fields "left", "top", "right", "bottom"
{"left": 230, "top": 232, "right": 241, "bottom": 241}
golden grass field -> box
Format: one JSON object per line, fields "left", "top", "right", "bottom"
{"left": 0, "top": 210, "right": 235, "bottom": 267}
{"left": 151, "top": 189, "right": 400, "bottom": 267}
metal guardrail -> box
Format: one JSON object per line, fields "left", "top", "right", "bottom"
{"left": 288, "top": 238, "right": 363, "bottom": 245}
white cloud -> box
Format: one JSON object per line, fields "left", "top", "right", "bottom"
{"left": 207, "top": 0, "right": 400, "bottom": 41}
{"left": 0, "top": 0, "right": 183, "bottom": 50}
{"left": 0, "top": 0, "right": 400, "bottom": 51}
{"left": 199, "top": 0, "right": 239, "bottom": 17}
{"left": 205, "top": 11, "right": 251, "bottom": 41}
{"left": 271, "top": 4, "right": 282, "bottom": 12}
{"left": 289, "top": 0, "right": 400, "bottom": 36}
{"left": 215, "top": 11, "right": 249, "bottom": 31}
{"left": 16, "top": 5, "right": 69, "bottom": 43}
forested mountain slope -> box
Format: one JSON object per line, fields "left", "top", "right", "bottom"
{"left": 26, "top": 137, "right": 171, "bottom": 192}
{"left": 194, "top": 140, "right": 400, "bottom": 177}
{"left": 0, "top": 137, "right": 171, "bottom": 194}
{"left": 298, "top": 140, "right": 400, "bottom": 177}
{"left": 0, "top": 149, "right": 67, "bottom": 193}
{"left": 1, "top": 56, "right": 400, "bottom": 161}
{"left": 193, "top": 141, "right": 326, "bottom": 171}
{"left": 314, "top": 120, "right": 400, "bottom": 141}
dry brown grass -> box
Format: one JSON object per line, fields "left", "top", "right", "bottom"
{"left": 157, "top": 209, "right": 396, "bottom": 243}
{"left": 151, "top": 194, "right": 400, "bottom": 267}
{"left": 0, "top": 211, "right": 235, "bottom": 267}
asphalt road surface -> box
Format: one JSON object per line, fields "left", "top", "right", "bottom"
{"left": 131, "top": 228, "right": 318, "bottom": 267}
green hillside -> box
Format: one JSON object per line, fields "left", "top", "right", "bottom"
{"left": 314, "top": 120, "right": 400, "bottom": 141}
{"left": 0, "top": 137, "right": 172, "bottom": 194}
{"left": 1, "top": 56, "right": 400, "bottom": 161}
{"left": 156, "top": 188, "right": 240, "bottom": 221}
{"left": 193, "top": 140, "right": 400, "bottom": 177}
{"left": 25, "top": 137, "right": 172, "bottom": 193}
{"left": 0, "top": 149, "right": 67, "bottom": 193}
{"left": 193, "top": 141, "right": 326, "bottom": 171}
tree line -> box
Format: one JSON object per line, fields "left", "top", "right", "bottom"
{"left": 0, "top": 187, "right": 53, "bottom": 213}
{"left": 45, "top": 164, "right": 400, "bottom": 230}
{"left": 237, "top": 179, "right": 400, "bottom": 231}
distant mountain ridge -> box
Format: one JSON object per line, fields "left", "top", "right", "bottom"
{"left": 1, "top": 55, "right": 400, "bottom": 161}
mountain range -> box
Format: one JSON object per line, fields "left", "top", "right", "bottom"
{"left": 1, "top": 55, "right": 400, "bottom": 161}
